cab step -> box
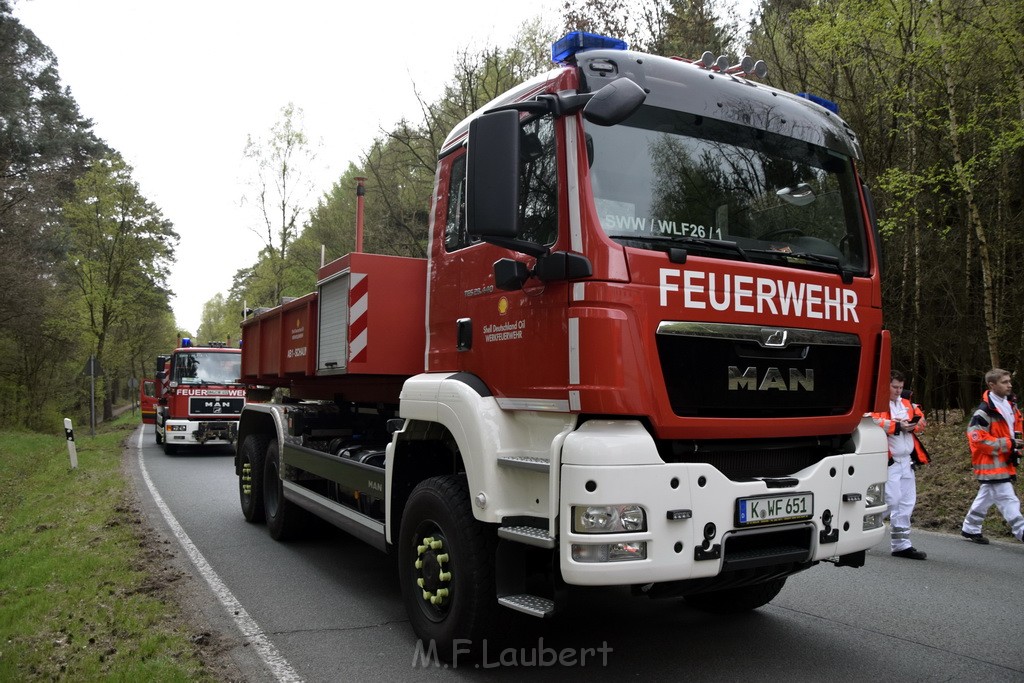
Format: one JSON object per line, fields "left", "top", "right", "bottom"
{"left": 498, "top": 525, "right": 556, "bottom": 548}
{"left": 498, "top": 594, "right": 556, "bottom": 618}
{"left": 496, "top": 455, "right": 550, "bottom": 472}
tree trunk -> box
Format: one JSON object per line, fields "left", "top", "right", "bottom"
{"left": 935, "top": 3, "right": 1000, "bottom": 369}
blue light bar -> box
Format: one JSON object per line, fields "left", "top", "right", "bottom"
{"left": 181, "top": 337, "right": 192, "bottom": 348}
{"left": 797, "top": 92, "right": 839, "bottom": 114}
{"left": 551, "top": 31, "right": 627, "bottom": 64}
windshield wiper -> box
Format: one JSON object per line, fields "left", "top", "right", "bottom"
{"left": 746, "top": 248, "right": 853, "bottom": 284}
{"left": 613, "top": 235, "right": 749, "bottom": 262}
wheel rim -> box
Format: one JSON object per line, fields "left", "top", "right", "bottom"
{"left": 240, "top": 458, "right": 253, "bottom": 505}
{"left": 410, "top": 522, "right": 453, "bottom": 623}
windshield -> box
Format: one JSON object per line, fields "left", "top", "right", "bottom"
{"left": 172, "top": 351, "right": 241, "bottom": 385}
{"left": 586, "top": 105, "right": 869, "bottom": 274}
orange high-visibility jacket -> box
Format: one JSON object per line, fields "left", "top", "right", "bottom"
{"left": 966, "top": 390, "right": 1020, "bottom": 482}
{"left": 871, "top": 398, "right": 930, "bottom": 465}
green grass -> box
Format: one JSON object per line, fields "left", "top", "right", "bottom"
{"left": 0, "top": 414, "right": 214, "bottom": 682}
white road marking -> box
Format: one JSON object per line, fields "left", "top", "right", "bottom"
{"left": 135, "top": 428, "right": 303, "bottom": 682}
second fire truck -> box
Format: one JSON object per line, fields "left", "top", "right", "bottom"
{"left": 154, "top": 339, "right": 245, "bottom": 454}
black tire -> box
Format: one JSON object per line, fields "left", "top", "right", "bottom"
{"left": 398, "top": 475, "right": 498, "bottom": 657}
{"left": 163, "top": 440, "right": 177, "bottom": 455}
{"left": 155, "top": 423, "right": 163, "bottom": 445}
{"left": 683, "top": 577, "right": 787, "bottom": 614}
{"left": 238, "top": 434, "right": 268, "bottom": 523}
{"left": 264, "top": 440, "right": 308, "bottom": 540}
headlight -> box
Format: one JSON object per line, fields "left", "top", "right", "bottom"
{"left": 571, "top": 541, "right": 647, "bottom": 562}
{"left": 573, "top": 504, "right": 647, "bottom": 533}
{"left": 865, "top": 482, "right": 886, "bottom": 508}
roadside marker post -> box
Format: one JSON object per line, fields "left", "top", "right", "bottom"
{"left": 64, "top": 418, "right": 78, "bottom": 469}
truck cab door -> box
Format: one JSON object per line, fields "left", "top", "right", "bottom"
{"left": 140, "top": 379, "right": 157, "bottom": 424}
{"left": 429, "top": 114, "right": 570, "bottom": 404}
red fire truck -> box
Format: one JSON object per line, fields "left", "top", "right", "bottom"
{"left": 235, "top": 32, "right": 891, "bottom": 654}
{"left": 154, "top": 339, "right": 244, "bottom": 454}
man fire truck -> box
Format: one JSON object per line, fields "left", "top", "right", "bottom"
{"left": 154, "top": 339, "right": 244, "bottom": 454}
{"left": 234, "top": 32, "right": 891, "bottom": 654}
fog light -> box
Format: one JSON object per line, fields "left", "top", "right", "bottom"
{"left": 865, "top": 482, "right": 886, "bottom": 508}
{"left": 571, "top": 541, "right": 647, "bottom": 562}
{"left": 573, "top": 504, "right": 647, "bottom": 533}
{"left": 863, "top": 511, "right": 885, "bottom": 531}
{"left": 607, "top": 541, "right": 646, "bottom": 561}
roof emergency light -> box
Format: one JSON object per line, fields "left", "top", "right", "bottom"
{"left": 551, "top": 31, "right": 627, "bottom": 64}
{"left": 181, "top": 337, "right": 192, "bottom": 348}
{"left": 797, "top": 92, "right": 840, "bottom": 114}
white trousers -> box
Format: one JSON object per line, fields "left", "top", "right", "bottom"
{"left": 886, "top": 457, "right": 916, "bottom": 552}
{"left": 961, "top": 481, "right": 1024, "bottom": 541}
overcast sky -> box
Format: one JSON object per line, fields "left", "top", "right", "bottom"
{"left": 13, "top": 0, "right": 558, "bottom": 334}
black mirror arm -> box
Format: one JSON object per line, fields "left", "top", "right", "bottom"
{"left": 485, "top": 92, "right": 593, "bottom": 119}
{"left": 480, "top": 235, "right": 550, "bottom": 258}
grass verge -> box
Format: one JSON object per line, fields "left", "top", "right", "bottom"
{"left": 0, "top": 413, "right": 217, "bottom": 681}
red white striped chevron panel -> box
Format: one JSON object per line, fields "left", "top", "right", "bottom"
{"left": 349, "top": 273, "right": 368, "bottom": 363}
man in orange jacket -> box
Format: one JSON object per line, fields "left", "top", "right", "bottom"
{"left": 871, "top": 370, "right": 930, "bottom": 560}
{"left": 961, "top": 368, "right": 1024, "bottom": 544}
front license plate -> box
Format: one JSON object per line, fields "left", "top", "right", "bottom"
{"left": 736, "top": 493, "right": 813, "bottom": 527}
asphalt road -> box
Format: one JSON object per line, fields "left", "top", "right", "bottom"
{"left": 128, "top": 424, "right": 1024, "bottom": 682}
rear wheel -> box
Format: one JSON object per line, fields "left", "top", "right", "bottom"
{"left": 264, "top": 440, "right": 308, "bottom": 540}
{"left": 238, "top": 434, "right": 268, "bottom": 523}
{"left": 683, "top": 577, "right": 787, "bottom": 614}
{"left": 398, "top": 475, "right": 498, "bottom": 657}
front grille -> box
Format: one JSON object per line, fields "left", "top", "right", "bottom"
{"left": 658, "top": 435, "right": 844, "bottom": 479}
{"left": 656, "top": 322, "right": 859, "bottom": 418}
{"left": 188, "top": 396, "right": 244, "bottom": 416}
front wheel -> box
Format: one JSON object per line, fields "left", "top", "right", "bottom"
{"left": 683, "top": 577, "right": 787, "bottom": 614}
{"left": 398, "top": 475, "right": 498, "bottom": 656}
{"left": 238, "top": 434, "right": 268, "bottom": 523}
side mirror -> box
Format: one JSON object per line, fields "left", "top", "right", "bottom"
{"left": 534, "top": 252, "right": 593, "bottom": 282}
{"left": 582, "top": 78, "right": 647, "bottom": 126}
{"left": 493, "top": 251, "right": 593, "bottom": 291}
{"left": 467, "top": 110, "right": 521, "bottom": 239}
{"left": 494, "top": 258, "right": 530, "bottom": 291}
